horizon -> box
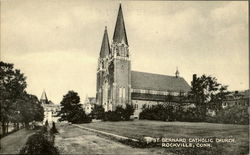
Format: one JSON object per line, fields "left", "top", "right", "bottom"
{"left": 1, "top": 0, "right": 248, "bottom": 104}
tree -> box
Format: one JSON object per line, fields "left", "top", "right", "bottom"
{"left": 17, "top": 93, "right": 44, "bottom": 128}
{"left": 1, "top": 62, "right": 44, "bottom": 135}
{"left": 58, "top": 91, "right": 81, "bottom": 122}
{"left": 69, "top": 107, "right": 92, "bottom": 123}
{"left": 58, "top": 91, "right": 91, "bottom": 123}
{"left": 189, "top": 74, "right": 228, "bottom": 119}
{"left": 0, "top": 61, "right": 27, "bottom": 135}
{"left": 209, "top": 85, "right": 230, "bottom": 114}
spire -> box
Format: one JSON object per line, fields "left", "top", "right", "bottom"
{"left": 113, "top": 4, "right": 128, "bottom": 45}
{"left": 100, "top": 26, "right": 111, "bottom": 58}
{"left": 40, "top": 90, "right": 48, "bottom": 104}
{"left": 175, "top": 67, "right": 180, "bottom": 78}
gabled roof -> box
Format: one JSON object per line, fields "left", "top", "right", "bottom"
{"left": 113, "top": 4, "right": 128, "bottom": 45}
{"left": 100, "top": 27, "right": 111, "bottom": 58}
{"left": 131, "top": 71, "right": 191, "bottom": 93}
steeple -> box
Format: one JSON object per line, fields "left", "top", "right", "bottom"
{"left": 113, "top": 4, "right": 128, "bottom": 45}
{"left": 100, "top": 26, "right": 111, "bottom": 58}
{"left": 40, "top": 90, "right": 48, "bottom": 104}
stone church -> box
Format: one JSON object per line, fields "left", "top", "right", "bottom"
{"left": 96, "top": 4, "right": 190, "bottom": 117}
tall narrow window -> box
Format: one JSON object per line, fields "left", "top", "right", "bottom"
{"left": 123, "top": 88, "right": 126, "bottom": 100}
{"left": 119, "top": 87, "right": 122, "bottom": 98}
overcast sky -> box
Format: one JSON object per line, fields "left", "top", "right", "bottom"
{"left": 1, "top": 0, "right": 248, "bottom": 104}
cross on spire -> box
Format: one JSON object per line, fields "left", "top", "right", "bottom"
{"left": 175, "top": 67, "right": 180, "bottom": 78}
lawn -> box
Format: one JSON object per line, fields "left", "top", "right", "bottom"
{"left": 79, "top": 120, "right": 249, "bottom": 155}
{"left": 0, "top": 129, "right": 35, "bottom": 154}
{"left": 55, "top": 123, "right": 173, "bottom": 155}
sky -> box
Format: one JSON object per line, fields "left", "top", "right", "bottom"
{"left": 1, "top": 0, "right": 248, "bottom": 104}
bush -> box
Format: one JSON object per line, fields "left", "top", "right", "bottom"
{"left": 178, "top": 107, "right": 203, "bottom": 122}
{"left": 139, "top": 104, "right": 175, "bottom": 121}
{"left": 103, "top": 111, "right": 122, "bottom": 121}
{"left": 207, "top": 105, "right": 249, "bottom": 125}
{"left": 19, "top": 132, "right": 59, "bottom": 155}
{"left": 45, "top": 120, "right": 49, "bottom": 127}
{"left": 139, "top": 104, "right": 205, "bottom": 122}
{"left": 91, "top": 104, "right": 105, "bottom": 119}
{"left": 68, "top": 108, "right": 92, "bottom": 124}
{"left": 102, "top": 104, "right": 135, "bottom": 121}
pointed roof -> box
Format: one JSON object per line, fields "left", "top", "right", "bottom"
{"left": 100, "top": 26, "right": 111, "bottom": 58}
{"left": 131, "top": 71, "right": 190, "bottom": 93}
{"left": 40, "top": 90, "right": 48, "bottom": 103}
{"left": 113, "top": 4, "right": 128, "bottom": 45}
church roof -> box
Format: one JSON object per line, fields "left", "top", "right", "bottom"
{"left": 131, "top": 71, "right": 191, "bottom": 93}
{"left": 113, "top": 4, "right": 128, "bottom": 45}
{"left": 100, "top": 27, "right": 111, "bottom": 58}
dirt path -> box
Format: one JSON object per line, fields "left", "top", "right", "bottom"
{"left": 0, "top": 129, "right": 35, "bottom": 154}
{"left": 55, "top": 123, "right": 171, "bottom": 155}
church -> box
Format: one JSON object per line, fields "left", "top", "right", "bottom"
{"left": 96, "top": 4, "right": 190, "bottom": 118}
{"left": 40, "top": 91, "right": 61, "bottom": 124}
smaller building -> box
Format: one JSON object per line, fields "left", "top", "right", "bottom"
{"left": 40, "top": 91, "right": 61, "bottom": 124}
{"left": 82, "top": 96, "right": 96, "bottom": 114}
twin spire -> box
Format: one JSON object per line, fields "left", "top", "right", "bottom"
{"left": 100, "top": 26, "right": 111, "bottom": 58}
{"left": 99, "top": 4, "right": 128, "bottom": 58}
{"left": 113, "top": 4, "right": 128, "bottom": 45}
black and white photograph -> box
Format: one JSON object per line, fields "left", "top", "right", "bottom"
{"left": 0, "top": 0, "right": 249, "bottom": 154}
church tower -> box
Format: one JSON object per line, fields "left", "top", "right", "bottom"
{"left": 96, "top": 4, "right": 131, "bottom": 111}
{"left": 110, "top": 4, "right": 131, "bottom": 109}
{"left": 96, "top": 26, "right": 111, "bottom": 106}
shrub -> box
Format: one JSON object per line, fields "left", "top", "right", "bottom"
{"left": 45, "top": 120, "right": 49, "bottom": 127}
{"left": 102, "top": 104, "right": 135, "bottom": 121}
{"left": 207, "top": 105, "right": 249, "bottom": 125}
{"left": 91, "top": 104, "right": 105, "bottom": 119}
{"left": 68, "top": 108, "right": 92, "bottom": 124}
{"left": 19, "top": 132, "right": 59, "bottom": 155}
{"left": 50, "top": 122, "right": 58, "bottom": 134}
{"left": 103, "top": 111, "right": 121, "bottom": 121}
{"left": 139, "top": 104, "right": 175, "bottom": 121}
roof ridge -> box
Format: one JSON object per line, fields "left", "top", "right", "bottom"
{"left": 131, "top": 70, "right": 184, "bottom": 79}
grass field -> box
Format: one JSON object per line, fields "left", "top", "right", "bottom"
{"left": 0, "top": 129, "right": 35, "bottom": 154}
{"left": 79, "top": 120, "right": 249, "bottom": 155}
{"left": 55, "top": 123, "right": 174, "bottom": 155}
